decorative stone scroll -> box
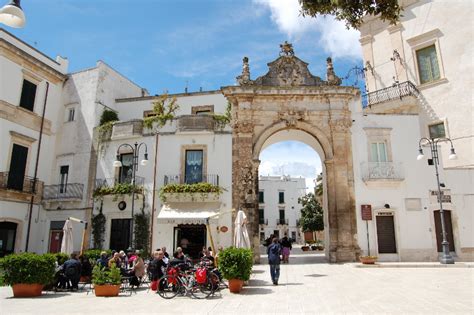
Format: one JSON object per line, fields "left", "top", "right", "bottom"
{"left": 326, "top": 57, "right": 342, "bottom": 86}
{"left": 278, "top": 109, "right": 307, "bottom": 127}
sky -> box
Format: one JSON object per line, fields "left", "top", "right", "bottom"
{"left": 5, "top": 0, "right": 364, "bottom": 191}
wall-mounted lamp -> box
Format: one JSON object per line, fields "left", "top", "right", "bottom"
{"left": 384, "top": 204, "right": 391, "bottom": 209}
{"left": 0, "top": 0, "right": 26, "bottom": 28}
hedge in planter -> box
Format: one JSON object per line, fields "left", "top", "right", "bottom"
{"left": 0, "top": 253, "right": 56, "bottom": 297}
{"left": 92, "top": 264, "right": 122, "bottom": 297}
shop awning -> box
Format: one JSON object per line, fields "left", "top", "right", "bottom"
{"left": 157, "top": 202, "right": 220, "bottom": 224}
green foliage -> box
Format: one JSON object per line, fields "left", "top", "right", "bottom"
{"left": 212, "top": 102, "right": 231, "bottom": 129}
{"left": 53, "top": 253, "right": 69, "bottom": 266}
{"left": 218, "top": 247, "right": 253, "bottom": 281}
{"left": 92, "top": 211, "right": 106, "bottom": 249}
{"left": 93, "top": 183, "right": 143, "bottom": 199}
{"left": 83, "top": 249, "right": 112, "bottom": 263}
{"left": 159, "top": 182, "right": 224, "bottom": 202}
{"left": 298, "top": 192, "right": 324, "bottom": 232}
{"left": 315, "top": 172, "right": 323, "bottom": 197}
{"left": 92, "top": 265, "right": 121, "bottom": 285}
{"left": 299, "top": 0, "right": 402, "bottom": 29}
{"left": 0, "top": 253, "right": 56, "bottom": 285}
{"left": 133, "top": 211, "right": 150, "bottom": 258}
{"left": 99, "top": 109, "right": 119, "bottom": 126}
{"left": 143, "top": 94, "right": 179, "bottom": 129}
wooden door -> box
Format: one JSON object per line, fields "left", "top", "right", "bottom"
{"left": 110, "top": 219, "right": 131, "bottom": 251}
{"left": 434, "top": 210, "right": 455, "bottom": 252}
{"left": 49, "top": 230, "right": 63, "bottom": 253}
{"left": 376, "top": 215, "right": 397, "bottom": 253}
{"left": 0, "top": 222, "right": 17, "bottom": 257}
{"left": 7, "top": 144, "right": 28, "bottom": 191}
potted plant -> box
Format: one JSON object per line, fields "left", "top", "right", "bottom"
{"left": 92, "top": 264, "right": 122, "bottom": 296}
{"left": 0, "top": 253, "right": 56, "bottom": 297}
{"left": 359, "top": 255, "right": 378, "bottom": 264}
{"left": 218, "top": 247, "right": 253, "bottom": 293}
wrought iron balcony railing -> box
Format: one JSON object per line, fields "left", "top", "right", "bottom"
{"left": 276, "top": 218, "right": 289, "bottom": 225}
{"left": 361, "top": 162, "right": 404, "bottom": 181}
{"left": 164, "top": 174, "right": 219, "bottom": 186}
{"left": 362, "top": 81, "right": 419, "bottom": 107}
{"left": 0, "top": 171, "right": 41, "bottom": 194}
{"left": 95, "top": 176, "right": 145, "bottom": 189}
{"left": 43, "top": 183, "right": 84, "bottom": 200}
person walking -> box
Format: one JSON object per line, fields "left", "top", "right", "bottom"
{"left": 281, "top": 235, "right": 292, "bottom": 263}
{"left": 267, "top": 237, "right": 281, "bottom": 285}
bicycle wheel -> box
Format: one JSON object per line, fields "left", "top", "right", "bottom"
{"left": 156, "top": 275, "right": 180, "bottom": 299}
{"left": 190, "top": 276, "right": 212, "bottom": 299}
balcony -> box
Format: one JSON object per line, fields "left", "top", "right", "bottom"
{"left": 164, "top": 174, "right": 219, "bottom": 186}
{"left": 361, "top": 162, "right": 404, "bottom": 186}
{"left": 95, "top": 176, "right": 145, "bottom": 189}
{"left": 362, "top": 81, "right": 419, "bottom": 107}
{"left": 177, "top": 115, "right": 215, "bottom": 132}
{"left": 43, "top": 183, "right": 84, "bottom": 201}
{"left": 0, "top": 171, "right": 43, "bottom": 203}
{"left": 111, "top": 120, "right": 143, "bottom": 140}
{"left": 276, "top": 218, "right": 289, "bottom": 225}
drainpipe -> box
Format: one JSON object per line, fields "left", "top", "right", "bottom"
{"left": 25, "top": 81, "right": 49, "bottom": 252}
{"left": 149, "top": 132, "right": 159, "bottom": 253}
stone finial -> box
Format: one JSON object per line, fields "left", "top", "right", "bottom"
{"left": 236, "top": 56, "right": 253, "bottom": 85}
{"left": 326, "top": 57, "right": 342, "bottom": 86}
{"left": 279, "top": 41, "right": 294, "bottom": 56}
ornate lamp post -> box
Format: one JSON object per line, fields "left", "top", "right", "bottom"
{"left": 417, "top": 137, "right": 457, "bottom": 264}
{"left": 0, "top": 0, "right": 26, "bottom": 28}
{"left": 113, "top": 142, "right": 148, "bottom": 250}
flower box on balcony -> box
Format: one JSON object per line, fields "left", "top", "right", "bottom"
{"left": 161, "top": 192, "right": 221, "bottom": 203}
{"left": 159, "top": 182, "right": 223, "bottom": 203}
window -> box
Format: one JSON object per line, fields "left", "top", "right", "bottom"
{"left": 416, "top": 45, "right": 440, "bottom": 84}
{"left": 259, "top": 209, "right": 264, "bottom": 224}
{"left": 279, "top": 209, "right": 285, "bottom": 224}
{"left": 67, "top": 108, "right": 75, "bottom": 122}
{"left": 370, "top": 142, "right": 388, "bottom": 162}
{"left": 59, "top": 165, "right": 69, "bottom": 193}
{"left": 196, "top": 110, "right": 211, "bottom": 115}
{"left": 7, "top": 144, "right": 28, "bottom": 191}
{"left": 191, "top": 105, "right": 214, "bottom": 115}
{"left": 279, "top": 191, "right": 285, "bottom": 204}
{"left": 259, "top": 191, "right": 264, "bottom": 203}
{"left": 119, "top": 153, "right": 133, "bottom": 184}
{"left": 185, "top": 150, "right": 203, "bottom": 184}
{"left": 19, "top": 79, "right": 37, "bottom": 111}
{"left": 428, "top": 122, "right": 446, "bottom": 139}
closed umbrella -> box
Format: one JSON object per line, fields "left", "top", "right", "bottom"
{"left": 60, "top": 219, "right": 74, "bottom": 255}
{"left": 233, "top": 210, "right": 251, "bottom": 248}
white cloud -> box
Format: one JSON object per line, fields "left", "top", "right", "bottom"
{"left": 253, "top": 0, "right": 361, "bottom": 59}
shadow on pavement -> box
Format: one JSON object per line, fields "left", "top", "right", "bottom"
{"left": 252, "top": 269, "right": 265, "bottom": 274}
{"left": 248, "top": 279, "right": 272, "bottom": 286}
{"left": 6, "top": 292, "right": 71, "bottom": 299}
{"left": 240, "top": 287, "right": 274, "bottom": 295}
{"left": 304, "top": 274, "right": 327, "bottom": 278}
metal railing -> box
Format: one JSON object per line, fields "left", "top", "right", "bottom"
{"left": 361, "top": 162, "right": 404, "bottom": 181}
{"left": 95, "top": 176, "right": 145, "bottom": 189}
{"left": 362, "top": 81, "right": 419, "bottom": 107}
{"left": 164, "top": 174, "right": 219, "bottom": 186}
{"left": 276, "top": 218, "right": 289, "bottom": 225}
{"left": 0, "top": 171, "right": 39, "bottom": 194}
{"left": 43, "top": 183, "right": 84, "bottom": 200}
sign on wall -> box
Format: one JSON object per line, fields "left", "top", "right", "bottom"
{"left": 361, "top": 204, "right": 372, "bottom": 220}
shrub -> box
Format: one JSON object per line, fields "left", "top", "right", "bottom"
{"left": 99, "top": 109, "right": 118, "bottom": 126}
{"left": 0, "top": 253, "right": 56, "bottom": 285}
{"left": 218, "top": 247, "right": 253, "bottom": 281}
{"left": 54, "top": 253, "right": 69, "bottom": 266}
{"left": 83, "top": 249, "right": 112, "bottom": 264}
{"left": 92, "top": 265, "right": 121, "bottom": 285}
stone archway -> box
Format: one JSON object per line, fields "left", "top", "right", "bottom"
{"left": 222, "top": 44, "right": 361, "bottom": 262}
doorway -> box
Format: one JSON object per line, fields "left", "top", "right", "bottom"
{"left": 174, "top": 224, "right": 206, "bottom": 259}
{"left": 110, "top": 219, "right": 131, "bottom": 251}
{"left": 434, "top": 210, "right": 455, "bottom": 252}
{"left": 376, "top": 214, "right": 397, "bottom": 253}
{"left": 7, "top": 144, "right": 28, "bottom": 191}
{"left": 0, "top": 222, "right": 17, "bottom": 257}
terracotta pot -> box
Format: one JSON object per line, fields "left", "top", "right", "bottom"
{"left": 80, "top": 276, "right": 91, "bottom": 283}
{"left": 94, "top": 284, "right": 121, "bottom": 297}
{"left": 228, "top": 279, "right": 244, "bottom": 293}
{"left": 12, "top": 283, "right": 44, "bottom": 297}
{"left": 359, "top": 256, "right": 377, "bottom": 264}
{"left": 301, "top": 246, "right": 310, "bottom": 252}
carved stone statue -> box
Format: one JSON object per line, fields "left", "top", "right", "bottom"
{"left": 326, "top": 57, "right": 342, "bottom": 86}
{"left": 279, "top": 41, "right": 294, "bottom": 57}
{"left": 236, "top": 56, "right": 253, "bottom": 85}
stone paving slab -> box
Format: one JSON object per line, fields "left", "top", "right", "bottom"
{"left": 1, "top": 249, "right": 473, "bottom": 314}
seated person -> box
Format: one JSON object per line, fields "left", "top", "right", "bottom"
{"left": 108, "top": 252, "right": 121, "bottom": 269}
{"left": 63, "top": 253, "right": 82, "bottom": 290}
{"left": 79, "top": 254, "right": 92, "bottom": 282}
{"left": 96, "top": 251, "right": 109, "bottom": 269}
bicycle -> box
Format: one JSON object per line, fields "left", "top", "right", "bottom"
{"left": 157, "top": 265, "right": 214, "bottom": 299}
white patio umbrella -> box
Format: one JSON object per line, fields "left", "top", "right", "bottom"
{"left": 233, "top": 210, "right": 251, "bottom": 248}
{"left": 60, "top": 219, "right": 74, "bottom": 255}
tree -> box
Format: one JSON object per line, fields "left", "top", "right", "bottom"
{"left": 298, "top": 192, "right": 324, "bottom": 232}
{"left": 143, "top": 94, "right": 179, "bottom": 130}
{"left": 299, "top": 0, "right": 402, "bottom": 29}
{"left": 315, "top": 173, "right": 323, "bottom": 197}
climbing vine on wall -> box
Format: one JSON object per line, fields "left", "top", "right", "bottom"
{"left": 92, "top": 208, "right": 106, "bottom": 249}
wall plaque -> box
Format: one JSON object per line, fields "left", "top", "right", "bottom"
{"left": 220, "top": 226, "right": 228, "bottom": 233}
{"left": 361, "top": 204, "right": 372, "bottom": 220}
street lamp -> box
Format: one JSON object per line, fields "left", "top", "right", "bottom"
{"left": 0, "top": 0, "right": 26, "bottom": 28}
{"left": 113, "top": 142, "right": 148, "bottom": 251}
{"left": 417, "top": 137, "right": 457, "bottom": 264}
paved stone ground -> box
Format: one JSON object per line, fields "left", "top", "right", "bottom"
{"left": 1, "top": 247, "right": 473, "bottom": 314}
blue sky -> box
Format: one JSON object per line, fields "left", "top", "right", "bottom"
{"left": 5, "top": 0, "right": 364, "bottom": 190}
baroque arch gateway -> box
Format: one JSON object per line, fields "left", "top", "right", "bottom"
{"left": 221, "top": 44, "right": 361, "bottom": 263}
